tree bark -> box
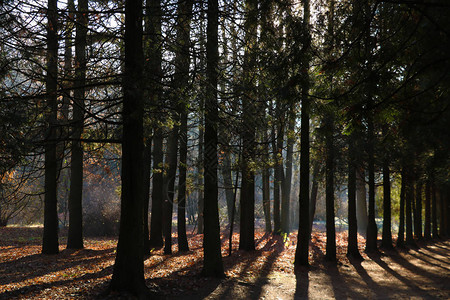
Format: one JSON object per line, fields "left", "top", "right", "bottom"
{"left": 356, "top": 168, "right": 368, "bottom": 235}
{"left": 197, "top": 3, "right": 206, "bottom": 235}
{"left": 221, "top": 152, "right": 234, "bottom": 223}
{"left": 262, "top": 133, "right": 272, "bottom": 232}
{"left": 239, "top": 0, "right": 258, "bottom": 252}
{"left": 177, "top": 113, "right": 189, "bottom": 252}
{"left": 424, "top": 180, "right": 431, "bottom": 239}
{"left": 405, "top": 165, "right": 415, "bottom": 246}
{"left": 325, "top": 113, "right": 336, "bottom": 261}
{"left": 146, "top": 0, "right": 163, "bottom": 250}
{"left": 197, "top": 126, "right": 204, "bottom": 235}
{"left": 67, "top": 0, "right": 88, "bottom": 250}
{"left": 143, "top": 141, "right": 152, "bottom": 254}
{"left": 42, "top": 0, "right": 59, "bottom": 255}
{"left": 202, "top": 0, "right": 224, "bottom": 277}
{"left": 365, "top": 111, "right": 378, "bottom": 252}
{"left": 272, "top": 106, "right": 284, "bottom": 234}
{"left": 295, "top": 0, "right": 311, "bottom": 267}
{"left": 381, "top": 152, "right": 393, "bottom": 249}
{"left": 174, "top": 0, "right": 194, "bottom": 253}
{"left": 439, "top": 185, "right": 446, "bottom": 237}
{"left": 149, "top": 128, "right": 164, "bottom": 248}
{"left": 431, "top": 181, "right": 438, "bottom": 238}
{"left": 397, "top": 167, "right": 406, "bottom": 247}
{"left": 414, "top": 181, "right": 423, "bottom": 240}
{"left": 110, "top": 0, "right": 148, "bottom": 295}
{"left": 163, "top": 127, "right": 178, "bottom": 255}
{"left": 347, "top": 132, "right": 362, "bottom": 259}
{"left": 309, "top": 161, "right": 320, "bottom": 233}
{"left": 281, "top": 105, "right": 295, "bottom": 234}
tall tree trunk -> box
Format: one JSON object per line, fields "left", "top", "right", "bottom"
{"left": 147, "top": 0, "right": 163, "bottom": 250}
{"left": 356, "top": 168, "right": 368, "bottom": 235}
{"left": 444, "top": 184, "right": 450, "bottom": 237}
{"left": 259, "top": 0, "right": 273, "bottom": 234}
{"left": 262, "top": 130, "right": 272, "bottom": 232}
{"left": 163, "top": 128, "right": 178, "bottom": 255}
{"left": 365, "top": 111, "right": 378, "bottom": 252}
{"left": 202, "top": 0, "right": 224, "bottom": 277}
{"left": 405, "top": 165, "right": 415, "bottom": 246}
{"left": 381, "top": 152, "right": 393, "bottom": 249}
{"left": 439, "top": 185, "right": 446, "bottom": 237}
{"left": 309, "top": 162, "right": 320, "bottom": 233}
{"left": 262, "top": 166, "right": 271, "bottom": 233}
{"left": 42, "top": 0, "right": 59, "bottom": 255}
{"left": 174, "top": 0, "right": 194, "bottom": 253}
{"left": 57, "top": 0, "right": 73, "bottom": 212}
{"left": 149, "top": 128, "right": 164, "bottom": 248}
{"left": 161, "top": 0, "right": 198, "bottom": 250}
{"left": 218, "top": 9, "right": 234, "bottom": 226}
{"left": 110, "top": 0, "right": 148, "bottom": 295}
{"left": 281, "top": 105, "right": 295, "bottom": 234}
{"left": 414, "top": 181, "right": 423, "bottom": 240}
{"left": 325, "top": 114, "right": 336, "bottom": 261}
{"left": 347, "top": 132, "right": 362, "bottom": 259}
{"left": 177, "top": 113, "right": 189, "bottom": 251}
{"left": 143, "top": 0, "right": 161, "bottom": 255}
{"left": 272, "top": 105, "right": 284, "bottom": 233}
{"left": 431, "top": 180, "right": 438, "bottom": 238}
{"left": 397, "top": 167, "right": 406, "bottom": 247}
{"left": 197, "top": 122, "right": 204, "bottom": 234}
{"left": 424, "top": 180, "right": 431, "bottom": 239}
{"left": 239, "top": 0, "right": 258, "bottom": 252}
{"left": 197, "top": 2, "right": 206, "bottom": 235}
{"left": 143, "top": 141, "right": 152, "bottom": 254}
{"left": 221, "top": 152, "right": 234, "bottom": 223}
{"left": 67, "top": 0, "right": 88, "bottom": 250}
{"left": 295, "top": 0, "right": 311, "bottom": 267}
{"left": 61, "top": 0, "right": 73, "bottom": 125}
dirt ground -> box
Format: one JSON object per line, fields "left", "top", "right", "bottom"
{"left": 196, "top": 241, "right": 450, "bottom": 300}
{"left": 0, "top": 227, "right": 449, "bottom": 299}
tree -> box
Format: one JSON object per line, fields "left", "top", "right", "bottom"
{"left": 281, "top": 105, "right": 295, "bottom": 234}
{"left": 424, "top": 180, "right": 432, "bottom": 239}
{"left": 295, "top": 0, "right": 311, "bottom": 268}
{"left": 405, "top": 164, "right": 415, "bottom": 246}
{"left": 42, "top": 0, "right": 59, "bottom": 255}
{"left": 109, "top": 0, "right": 148, "bottom": 295}
{"left": 397, "top": 167, "right": 406, "bottom": 247}
{"left": 414, "top": 181, "right": 423, "bottom": 240}
{"left": 324, "top": 0, "right": 336, "bottom": 261}
{"left": 239, "top": 0, "right": 258, "bottom": 251}
{"left": 347, "top": 130, "right": 363, "bottom": 260}
{"left": 272, "top": 105, "right": 283, "bottom": 233}
{"left": 381, "top": 132, "right": 393, "bottom": 249}
{"left": 431, "top": 179, "right": 438, "bottom": 238}
{"left": 325, "top": 112, "right": 336, "bottom": 261}
{"left": 161, "top": 0, "right": 196, "bottom": 255}
{"left": 202, "top": 0, "right": 224, "bottom": 278}
{"left": 147, "top": 0, "right": 164, "bottom": 250}
{"left": 162, "top": 118, "right": 178, "bottom": 255}
{"left": 174, "top": 0, "right": 194, "bottom": 253}
{"left": 67, "top": 0, "right": 88, "bottom": 250}
{"left": 365, "top": 106, "right": 378, "bottom": 253}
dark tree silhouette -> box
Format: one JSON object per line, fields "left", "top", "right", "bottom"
{"left": 42, "top": 0, "right": 59, "bottom": 255}
{"left": 202, "top": 0, "right": 224, "bottom": 278}
{"left": 109, "top": 0, "right": 148, "bottom": 296}
{"left": 67, "top": 0, "right": 88, "bottom": 250}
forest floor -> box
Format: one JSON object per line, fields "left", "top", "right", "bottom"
{"left": 0, "top": 226, "right": 449, "bottom": 299}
